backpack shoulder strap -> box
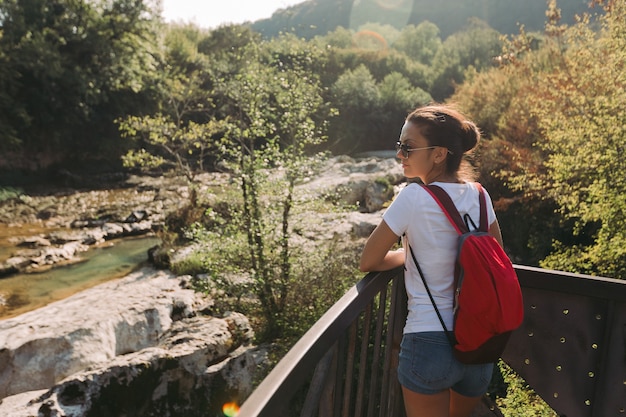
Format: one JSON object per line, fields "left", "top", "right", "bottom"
{"left": 420, "top": 184, "right": 467, "bottom": 234}
{"left": 473, "top": 183, "right": 488, "bottom": 233}
{"left": 407, "top": 243, "right": 455, "bottom": 347}
{"left": 420, "top": 183, "right": 488, "bottom": 233}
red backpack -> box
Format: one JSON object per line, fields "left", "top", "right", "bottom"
{"left": 408, "top": 183, "right": 524, "bottom": 364}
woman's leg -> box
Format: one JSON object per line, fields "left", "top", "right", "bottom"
{"left": 449, "top": 390, "right": 483, "bottom": 417}
{"left": 402, "top": 386, "right": 450, "bottom": 417}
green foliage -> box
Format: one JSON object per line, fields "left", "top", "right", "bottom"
{"left": 271, "top": 240, "right": 361, "bottom": 349}
{"left": 353, "top": 23, "right": 401, "bottom": 49}
{"left": 512, "top": 2, "right": 626, "bottom": 278}
{"left": 328, "top": 63, "right": 431, "bottom": 153}
{"left": 163, "top": 23, "right": 208, "bottom": 72}
{"left": 451, "top": 1, "right": 626, "bottom": 275}
{"left": 203, "top": 36, "right": 338, "bottom": 338}
{"left": 313, "top": 26, "right": 355, "bottom": 49}
{"left": 172, "top": 177, "right": 358, "bottom": 346}
{"left": 119, "top": 111, "right": 226, "bottom": 179}
{"left": 332, "top": 64, "right": 381, "bottom": 111}
{"left": 430, "top": 18, "right": 503, "bottom": 100}
{"left": 392, "top": 22, "right": 442, "bottom": 65}
{"left": 0, "top": 186, "right": 22, "bottom": 202}
{"left": 116, "top": 24, "right": 241, "bottom": 203}
{"left": 0, "top": 0, "right": 161, "bottom": 163}
{"left": 198, "top": 24, "right": 261, "bottom": 56}
{"left": 379, "top": 71, "right": 431, "bottom": 116}
{"left": 329, "top": 64, "right": 381, "bottom": 153}
{"left": 496, "top": 361, "right": 558, "bottom": 416}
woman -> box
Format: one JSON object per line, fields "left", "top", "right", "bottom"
{"left": 359, "top": 104, "right": 504, "bottom": 417}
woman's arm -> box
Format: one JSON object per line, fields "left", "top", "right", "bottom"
{"left": 359, "top": 220, "right": 404, "bottom": 272}
{"left": 489, "top": 218, "right": 504, "bottom": 248}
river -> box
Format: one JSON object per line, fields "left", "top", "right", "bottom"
{"left": 0, "top": 236, "right": 160, "bottom": 320}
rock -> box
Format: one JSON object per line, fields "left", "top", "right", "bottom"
{"left": 15, "top": 236, "right": 51, "bottom": 248}
{"left": 0, "top": 390, "right": 46, "bottom": 417}
{"left": 2, "top": 240, "right": 91, "bottom": 273}
{"left": 101, "top": 222, "right": 124, "bottom": 236}
{"left": 364, "top": 179, "right": 395, "bottom": 212}
{"left": 6, "top": 316, "right": 259, "bottom": 417}
{"left": 346, "top": 211, "right": 384, "bottom": 238}
{"left": 0, "top": 219, "right": 155, "bottom": 276}
{"left": 302, "top": 156, "right": 403, "bottom": 213}
{"left": 125, "top": 210, "right": 148, "bottom": 222}
{"left": 0, "top": 157, "right": 402, "bottom": 277}
{"left": 48, "top": 230, "right": 87, "bottom": 244}
{"left": 148, "top": 244, "right": 172, "bottom": 269}
{"left": 0, "top": 267, "right": 199, "bottom": 399}
{"left": 0, "top": 263, "right": 17, "bottom": 278}
{"left": 2, "top": 256, "right": 31, "bottom": 272}
{"left": 0, "top": 267, "right": 262, "bottom": 417}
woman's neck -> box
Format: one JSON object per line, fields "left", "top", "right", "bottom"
{"left": 424, "top": 172, "right": 460, "bottom": 184}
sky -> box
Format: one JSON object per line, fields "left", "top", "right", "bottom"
{"left": 161, "top": 0, "right": 305, "bottom": 29}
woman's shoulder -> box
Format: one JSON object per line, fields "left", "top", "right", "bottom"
{"left": 398, "top": 181, "right": 489, "bottom": 202}
{"left": 398, "top": 181, "right": 434, "bottom": 198}
{"left": 390, "top": 182, "right": 433, "bottom": 209}
{"left": 429, "top": 181, "right": 478, "bottom": 192}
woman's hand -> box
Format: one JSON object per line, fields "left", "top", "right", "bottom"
{"left": 360, "top": 220, "right": 404, "bottom": 272}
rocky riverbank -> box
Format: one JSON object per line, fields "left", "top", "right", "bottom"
{"left": 0, "top": 172, "right": 212, "bottom": 277}
{"left": 0, "top": 155, "right": 405, "bottom": 416}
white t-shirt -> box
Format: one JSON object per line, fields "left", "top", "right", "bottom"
{"left": 383, "top": 182, "right": 497, "bottom": 334}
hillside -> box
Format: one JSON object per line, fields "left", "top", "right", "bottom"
{"left": 251, "top": 0, "right": 599, "bottom": 39}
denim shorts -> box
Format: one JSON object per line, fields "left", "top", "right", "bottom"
{"left": 398, "top": 332, "right": 493, "bottom": 397}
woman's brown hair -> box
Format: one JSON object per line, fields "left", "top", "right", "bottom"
{"left": 406, "top": 103, "right": 480, "bottom": 181}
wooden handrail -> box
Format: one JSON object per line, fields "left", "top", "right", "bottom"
{"left": 238, "top": 267, "right": 403, "bottom": 416}
{"left": 239, "top": 265, "right": 626, "bottom": 417}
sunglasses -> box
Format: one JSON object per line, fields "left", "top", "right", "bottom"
{"left": 395, "top": 142, "right": 454, "bottom": 158}
{"left": 395, "top": 142, "right": 437, "bottom": 158}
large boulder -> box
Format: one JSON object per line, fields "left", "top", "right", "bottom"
{"left": 0, "top": 314, "right": 262, "bottom": 417}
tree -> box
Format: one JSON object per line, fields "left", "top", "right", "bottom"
{"left": 430, "top": 18, "right": 503, "bottom": 100}
{"left": 0, "top": 0, "right": 161, "bottom": 168}
{"left": 378, "top": 71, "right": 431, "bottom": 146}
{"left": 353, "top": 23, "right": 400, "bottom": 49}
{"left": 393, "top": 21, "right": 442, "bottom": 65}
{"left": 379, "top": 72, "right": 431, "bottom": 113}
{"left": 0, "top": 30, "right": 20, "bottom": 148}
{"left": 457, "top": 1, "right": 625, "bottom": 275}
{"left": 118, "top": 23, "right": 232, "bottom": 204}
{"left": 329, "top": 64, "right": 381, "bottom": 153}
{"left": 313, "top": 26, "right": 354, "bottom": 49}
{"left": 118, "top": 73, "right": 226, "bottom": 184}
{"left": 216, "top": 36, "right": 335, "bottom": 338}
{"left": 522, "top": 1, "right": 626, "bottom": 278}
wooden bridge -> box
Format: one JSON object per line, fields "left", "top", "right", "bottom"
{"left": 238, "top": 265, "right": 626, "bottom": 417}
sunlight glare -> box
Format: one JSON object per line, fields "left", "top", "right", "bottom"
{"left": 223, "top": 402, "right": 240, "bottom": 417}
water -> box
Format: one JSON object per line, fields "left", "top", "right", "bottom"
{"left": 0, "top": 236, "right": 160, "bottom": 320}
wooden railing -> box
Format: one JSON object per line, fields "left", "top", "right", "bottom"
{"left": 238, "top": 266, "right": 626, "bottom": 417}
